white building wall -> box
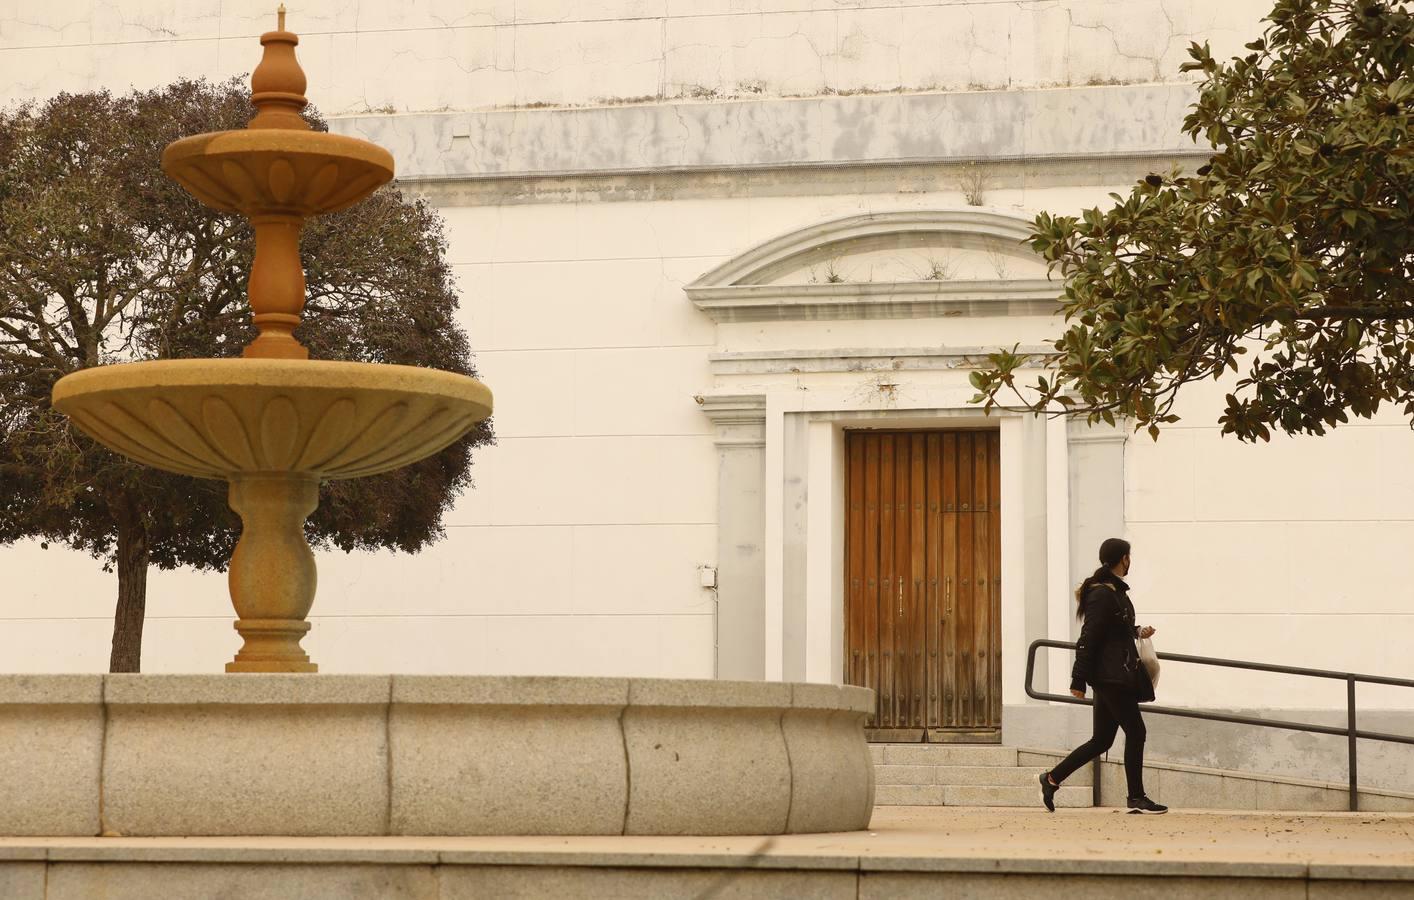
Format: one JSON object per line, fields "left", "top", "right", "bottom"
{"left": 3, "top": 0, "right": 1413, "bottom": 745}
{"left": 1127, "top": 378, "right": 1414, "bottom": 711}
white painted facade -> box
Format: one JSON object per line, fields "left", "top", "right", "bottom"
{"left": 3, "top": 1, "right": 1413, "bottom": 785}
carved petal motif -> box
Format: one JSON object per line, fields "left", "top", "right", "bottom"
{"left": 175, "top": 165, "right": 241, "bottom": 211}
{"left": 303, "top": 162, "right": 340, "bottom": 208}
{"left": 148, "top": 398, "right": 231, "bottom": 470}
{"left": 220, "top": 160, "right": 258, "bottom": 203}
{"left": 100, "top": 402, "right": 198, "bottom": 474}
{"left": 268, "top": 158, "right": 296, "bottom": 203}
{"left": 322, "top": 172, "right": 389, "bottom": 213}
{"left": 71, "top": 408, "right": 198, "bottom": 476}
{"left": 297, "top": 398, "right": 356, "bottom": 470}
{"left": 340, "top": 411, "right": 480, "bottom": 479}
{"left": 202, "top": 396, "right": 258, "bottom": 470}
{"left": 259, "top": 396, "right": 302, "bottom": 469}
{"left": 321, "top": 402, "right": 409, "bottom": 472}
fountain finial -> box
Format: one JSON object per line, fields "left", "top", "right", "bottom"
{"left": 160, "top": 5, "right": 393, "bottom": 361}
{"left": 249, "top": 5, "right": 308, "bottom": 131}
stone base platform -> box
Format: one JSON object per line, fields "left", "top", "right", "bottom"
{"left": 1, "top": 808, "right": 1411, "bottom": 899}
{"left": 0, "top": 675, "right": 874, "bottom": 837}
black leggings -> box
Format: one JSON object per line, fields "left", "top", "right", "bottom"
{"left": 1049, "top": 684, "right": 1147, "bottom": 799}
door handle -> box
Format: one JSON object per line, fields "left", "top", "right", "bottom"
{"left": 897, "top": 579, "right": 903, "bottom": 618}
{"left": 945, "top": 576, "right": 952, "bottom": 616}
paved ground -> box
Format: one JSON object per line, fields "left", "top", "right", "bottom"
{"left": 2, "top": 807, "right": 1412, "bottom": 875}
{"left": 854, "top": 807, "right": 1414, "bottom": 874}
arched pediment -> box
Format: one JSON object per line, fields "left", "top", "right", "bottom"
{"left": 686, "top": 208, "right": 1062, "bottom": 323}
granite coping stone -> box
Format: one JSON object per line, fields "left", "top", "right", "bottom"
{"left": 103, "top": 675, "right": 392, "bottom": 705}
{"left": 391, "top": 676, "right": 628, "bottom": 706}
{"left": 627, "top": 678, "right": 793, "bottom": 708}
{"left": 41, "top": 845, "right": 440, "bottom": 864}
{"left": 1309, "top": 864, "right": 1414, "bottom": 882}
{"left": 855, "top": 856, "right": 1311, "bottom": 878}
{"left": 0, "top": 676, "right": 102, "bottom": 705}
{"left": 1, "top": 806, "right": 1411, "bottom": 877}
{"left": 793, "top": 683, "right": 874, "bottom": 713}
{"left": 89, "top": 676, "right": 868, "bottom": 712}
{"left": 0, "top": 849, "right": 45, "bottom": 861}
{"left": 0, "top": 845, "right": 1405, "bottom": 880}
{"left": 431, "top": 850, "right": 856, "bottom": 869}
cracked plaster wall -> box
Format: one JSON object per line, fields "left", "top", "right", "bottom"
{"left": 2, "top": 0, "right": 1273, "bottom": 116}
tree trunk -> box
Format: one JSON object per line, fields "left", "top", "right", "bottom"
{"left": 110, "top": 504, "right": 150, "bottom": 673}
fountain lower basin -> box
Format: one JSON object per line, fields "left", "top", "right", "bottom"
{"left": 0, "top": 674, "right": 875, "bottom": 836}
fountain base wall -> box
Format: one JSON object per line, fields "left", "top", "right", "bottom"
{"left": 0, "top": 675, "right": 874, "bottom": 837}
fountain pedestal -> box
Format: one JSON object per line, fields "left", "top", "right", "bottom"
{"left": 227, "top": 474, "right": 319, "bottom": 671}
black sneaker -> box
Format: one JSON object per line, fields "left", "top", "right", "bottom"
{"left": 1039, "top": 772, "right": 1058, "bottom": 812}
{"left": 1127, "top": 796, "right": 1168, "bottom": 815}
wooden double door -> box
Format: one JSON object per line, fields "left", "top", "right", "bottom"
{"left": 844, "top": 430, "right": 1002, "bottom": 742}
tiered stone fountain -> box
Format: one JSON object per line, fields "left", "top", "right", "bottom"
{"left": 52, "top": 7, "right": 492, "bottom": 674}
{"left": 14, "top": 10, "right": 875, "bottom": 838}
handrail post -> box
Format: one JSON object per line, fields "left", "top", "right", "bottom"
{"left": 1092, "top": 759, "right": 1101, "bottom": 807}
{"left": 1347, "top": 676, "right": 1358, "bottom": 812}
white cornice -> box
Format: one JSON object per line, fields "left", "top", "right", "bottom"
{"left": 333, "top": 83, "right": 1208, "bottom": 182}
{"left": 694, "top": 393, "right": 768, "bottom": 420}
{"left": 709, "top": 345, "right": 1056, "bottom": 375}
{"left": 689, "top": 277, "right": 1061, "bottom": 323}
{"left": 694, "top": 393, "right": 769, "bottom": 447}
{"left": 1067, "top": 419, "right": 1132, "bottom": 445}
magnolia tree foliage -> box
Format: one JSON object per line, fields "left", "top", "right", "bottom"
{"left": 972, "top": 0, "right": 1412, "bottom": 442}
{"left": 0, "top": 80, "right": 493, "bottom": 671}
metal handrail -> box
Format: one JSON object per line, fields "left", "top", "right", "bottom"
{"left": 1025, "top": 639, "right": 1414, "bottom": 811}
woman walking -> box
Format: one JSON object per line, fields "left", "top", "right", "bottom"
{"left": 1039, "top": 538, "right": 1167, "bottom": 814}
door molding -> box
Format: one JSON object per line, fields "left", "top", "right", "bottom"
{"left": 757, "top": 386, "right": 1068, "bottom": 724}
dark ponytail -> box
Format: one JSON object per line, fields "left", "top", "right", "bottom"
{"left": 1074, "top": 578, "right": 1097, "bottom": 620}
{"left": 1075, "top": 537, "right": 1131, "bottom": 620}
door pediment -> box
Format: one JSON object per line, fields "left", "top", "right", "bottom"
{"left": 687, "top": 209, "right": 1061, "bottom": 322}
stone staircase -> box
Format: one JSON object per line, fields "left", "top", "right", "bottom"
{"left": 870, "top": 744, "right": 1092, "bottom": 808}
{"left": 871, "top": 744, "right": 1414, "bottom": 811}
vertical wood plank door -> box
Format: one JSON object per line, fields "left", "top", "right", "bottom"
{"left": 844, "top": 429, "right": 1002, "bottom": 742}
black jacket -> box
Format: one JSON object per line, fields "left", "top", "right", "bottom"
{"left": 1070, "top": 568, "right": 1153, "bottom": 701}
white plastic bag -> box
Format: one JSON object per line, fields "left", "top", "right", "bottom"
{"left": 1138, "top": 637, "right": 1160, "bottom": 690}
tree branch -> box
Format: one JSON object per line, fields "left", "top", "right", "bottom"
{"left": 1298, "top": 306, "right": 1414, "bottom": 321}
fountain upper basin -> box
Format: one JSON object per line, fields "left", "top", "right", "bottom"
{"left": 52, "top": 358, "right": 493, "bottom": 481}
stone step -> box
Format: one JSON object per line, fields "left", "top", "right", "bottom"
{"left": 878, "top": 745, "right": 1018, "bottom": 767}
{"left": 875, "top": 765, "right": 1091, "bottom": 787}
{"left": 946, "top": 785, "right": 1092, "bottom": 808}
{"left": 875, "top": 783, "right": 1091, "bottom": 808}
